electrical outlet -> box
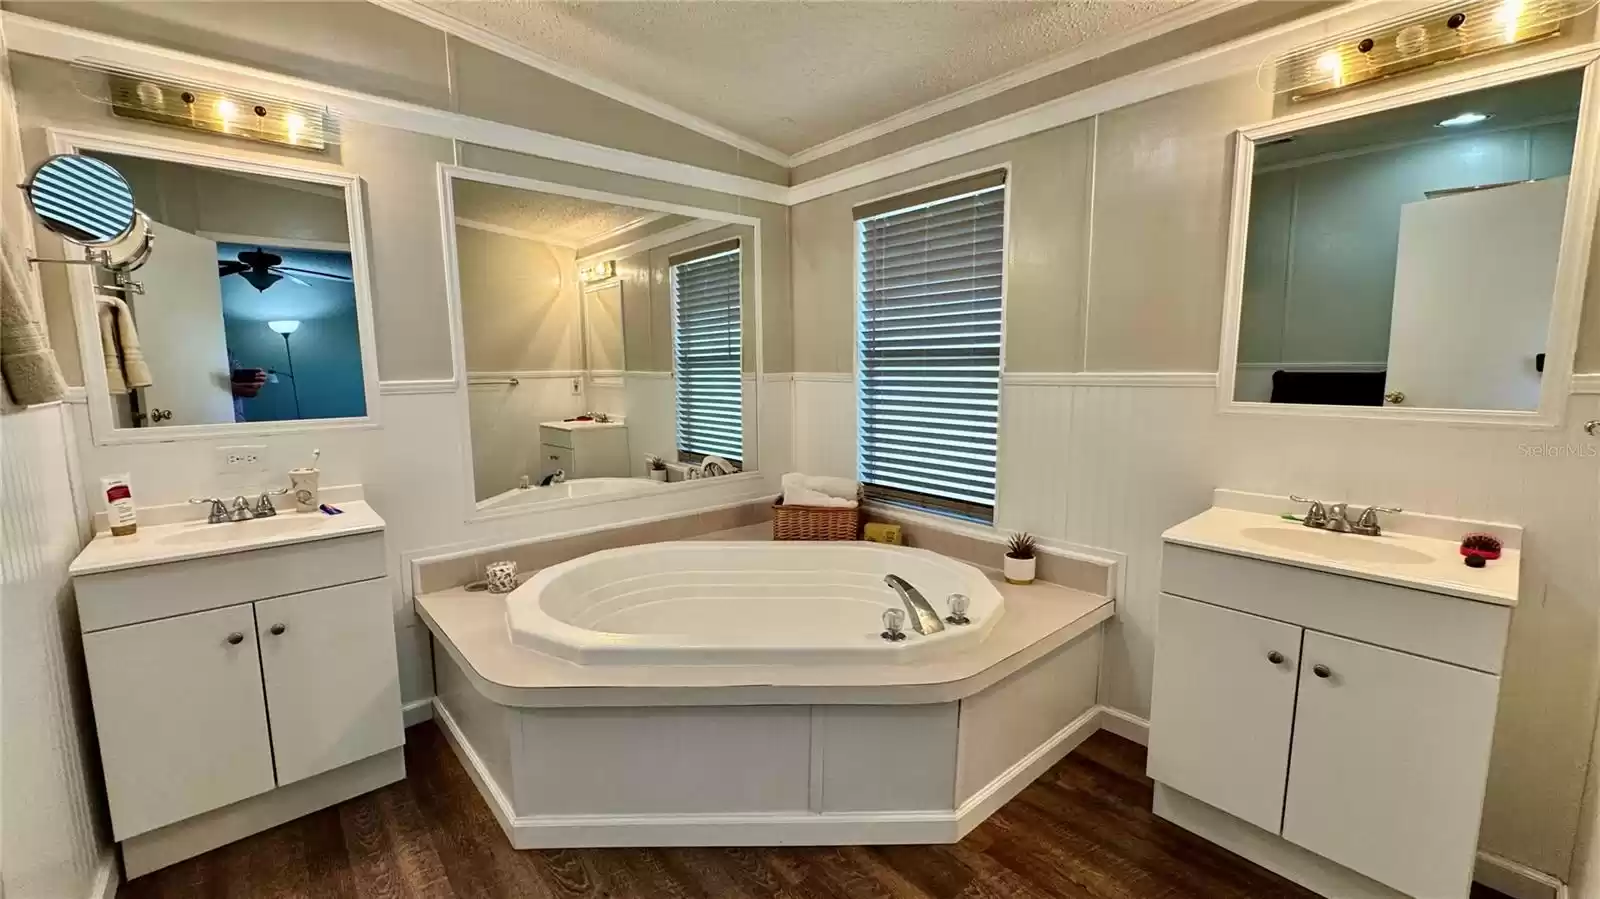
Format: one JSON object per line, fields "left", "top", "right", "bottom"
{"left": 571, "top": 377, "right": 581, "bottom": 396}
{"left": 216, "top": 445, "right": 268, "bottom": 474}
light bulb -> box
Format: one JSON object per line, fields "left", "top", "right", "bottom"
{"left": 286, "top": 112, "right": 305, "bottom": 143}
{"left": 216, "top": 99, "right": 236, "bottom": 120}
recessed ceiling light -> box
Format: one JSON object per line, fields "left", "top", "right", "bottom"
{"left": 1437, "top": 112, "right": 1492, "bottom": 128}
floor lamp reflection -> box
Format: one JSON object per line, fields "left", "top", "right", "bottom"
{"left": 268, "top": 319, "right": 302, "bottom": 417}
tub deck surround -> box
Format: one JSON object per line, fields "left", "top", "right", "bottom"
{"left": 69, "top": 500, "right": 386, "bottom": 576}
{"left": 1163, "top": 490, "right": 1522, "bottom": 607}
{"left": 418, "top": 565, "right": 1109, "bottom": 706}
{"left": 508, "top": 542, "right": 1007, "bottom": 666}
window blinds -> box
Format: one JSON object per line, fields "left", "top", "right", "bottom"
{"left": 856, "top": 174, "right": 1005, "bottom": 520}
{"left": 671, "top": 240, "right": 743, "bottom": 463}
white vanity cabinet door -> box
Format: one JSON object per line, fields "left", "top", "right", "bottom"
{"left": 1147, "top": 594, "right": 1303, "bottom": 834}
{"left": 82, "top": 604, "right": 276, "bottom": 840}
{"left": 255, "top": 579, "right": 403, "bottom": 786}
{"left": 1283, "top": 631, "right": 1499, "bottom": 899}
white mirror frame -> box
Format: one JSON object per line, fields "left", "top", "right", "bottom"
{"left": 1216, "top": 45, "right": 1600, "bottom": 428}
{"left": 48, "top": 127, "right": 382, "bottom": 445}
{"left": 436, "top": 164, "right": 765, "bottom": 524}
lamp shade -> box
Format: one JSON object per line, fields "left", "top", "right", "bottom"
{"left": 267, "top": 320, "right": 301, "bottom": 335}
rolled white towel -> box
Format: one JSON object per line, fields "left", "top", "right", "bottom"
{"left": 783, "top": 485, "right": 858, "bottom": 508}
{"left": 804, "top": 475, "right": 860, "bottom": 500}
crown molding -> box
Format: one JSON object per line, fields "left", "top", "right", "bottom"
{"left": 454, "top": 217, "right": 578, "bottom": 248}
{"left": 367, "top": 0, "right": 794, "bottom": 168}
{"left": 577, "top": 217, "right": 730, "bottom": 267}
{"left": 0, "top": 11, "right": 791, "bottom": 205}
{"left": 786, "top": 0, "right": 1404, "bottom": 204}
{"left": 787, "top": 0, "right": 1254, "bottom": 166}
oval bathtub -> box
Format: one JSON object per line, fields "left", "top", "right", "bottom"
{"left": 506, "top": 542, "right": 1006, "bottom": 665}
{"left": 480, "top": 477, "right": 668, "bottom": 510}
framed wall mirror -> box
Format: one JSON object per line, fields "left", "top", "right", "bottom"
{"left": 439, "top": 166, "right": 762, "bottom": 520}
{"left": 1218, "top": 55, "right": 1600, "bottom": 425}
{"left": 46, "top": 129, "right": 380, "bottom": 443}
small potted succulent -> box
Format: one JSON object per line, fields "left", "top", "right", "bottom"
{"left": 1004, "top": 532, "right": 1038, "bottom": 585}
{"left": 645, "top": 454, "right": 669, "bottom": 482}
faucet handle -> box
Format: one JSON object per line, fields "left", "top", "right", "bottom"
{"left": 189, "top": 497, "right": 229, "bottom": 524}
{"left": 1354, "top": 505, "right": 1402, "bottom": 532}
{"left": 881, "top": 608, "right": 907, "bottom": 642}
{"left": 253, "top": 488, "right": 289, "bottom": 518}
{"left": 946, "top": 593, "right": 971, "bottom": 625}
{"left": 1290, "top": 495, "right": 1329, "bottom": 528}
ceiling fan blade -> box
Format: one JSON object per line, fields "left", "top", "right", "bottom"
{"left": 218, "top": 260, "right": 249, "bottom": 276}
{"left": 280, "top": 271, "right": 312, "bottom": 288}
{"left": 276, "top": 265, "right": 353, "bottom": 281}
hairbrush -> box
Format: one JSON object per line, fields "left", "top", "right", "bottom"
{"left": 1460, "top": 533, "right": 1502, "bottom": 562}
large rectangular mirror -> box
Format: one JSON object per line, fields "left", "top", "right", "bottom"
{"left": 49, "top": 133, "right": 377, "bottom": 440}
{"left": 1221, "top": 64, "right": 1599, "bottom": 421}
{"left": 442, "top": 169, "right": 760, "bottom": 515}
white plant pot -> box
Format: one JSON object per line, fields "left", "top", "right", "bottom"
{"left": 1004, "top": 554, "right": 1036, "bottom": 585}
{"left": 648, "top": 469, "right": 668, "bottom": 482}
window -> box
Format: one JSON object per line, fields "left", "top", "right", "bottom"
{"left": 856, "top": 171, "right": 1005, "bottom": 522}
{"left": 671, "top": 239, "right": 743, "bottom": 464}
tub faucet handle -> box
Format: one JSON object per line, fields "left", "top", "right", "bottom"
{"left": 946, "top": 593, "right": 971, "bottom": 625}
{"left": 881, "top": 608, "right": 907, "bottom": 642}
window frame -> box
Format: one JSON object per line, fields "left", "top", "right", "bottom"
{"left": 852, "top": 167, "right": 1011, "bottom": 524}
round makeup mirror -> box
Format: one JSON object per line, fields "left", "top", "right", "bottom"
{"left": 21, "top": 154, "right": 138, "bottom": 247}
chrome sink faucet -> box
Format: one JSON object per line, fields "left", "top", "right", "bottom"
{"left": 1291, "top": 496, "right": 1402, "bottom": 537}
{"left": 884, "top": 574, "right": 946, "bottom": 635}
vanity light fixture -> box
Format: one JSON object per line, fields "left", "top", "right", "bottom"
{"left": 579, "top": 260, "right": 617, "bottom": 283}
{"left": 1261, "top": 0, "right": 1599, "bottom": 100}
{"left": 73, "top": 62, "right": 335, "bottom": 151}
{"left": 1437, "top": 111, "right": 1493, "bottom": 126}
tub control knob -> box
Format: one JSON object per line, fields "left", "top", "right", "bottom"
{"left": 881, "top": 608, "right": 907, "bottom": 642}
{"left": 946, "top": 593, "right": 971, "bottom": 625}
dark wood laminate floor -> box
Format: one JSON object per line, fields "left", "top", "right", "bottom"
{"left": 118, "top": 723, "right": 1509, "bottom": 899}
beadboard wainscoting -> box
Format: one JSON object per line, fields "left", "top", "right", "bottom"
{"left": 1, "top": 401, "right": 115, "bottom": 899}
{"left": 794, "top": 374, "right": 1600, "bottom": 880}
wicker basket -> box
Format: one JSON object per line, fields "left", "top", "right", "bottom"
{"left": 772, "top": 491, "right": 862, "bottom": 541}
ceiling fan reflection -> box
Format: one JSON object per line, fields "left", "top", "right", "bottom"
{"left": 218, "top": 247, "right": 352, "bottom": 292}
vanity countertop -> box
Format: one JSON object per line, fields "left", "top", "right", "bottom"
{"left": 1163, "top": 505, "right": 1519, "bottom": 607}
{"left": 69, "top": 500, "right": 386, "bottom": 577}
{"left": 539, "top": 419, "right": 626, "bottom": 431}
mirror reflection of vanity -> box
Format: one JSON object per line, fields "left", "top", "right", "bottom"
{"left": 27, "top": 132, "right": 378, "bottom": 439}
{"left": 1220, "top": 66, "right": 1599, "bottom": 422}
{"left": 441, "top": 169, "right": 761, "bottom": 515}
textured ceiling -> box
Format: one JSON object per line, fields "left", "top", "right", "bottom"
{"left": 452, "top": 180, "right": 657, "bottom": 246}
{"left": 417, "top": 0, "right": 1194, "bottom": 154}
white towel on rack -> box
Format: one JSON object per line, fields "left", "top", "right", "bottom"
{"left": 96, "top": 295, "right": 152, "bottom": 392}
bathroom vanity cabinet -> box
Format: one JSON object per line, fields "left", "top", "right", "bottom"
{"left": 69, "top": 505, "right": 404, "bottom": 878}
{"left": 1149, "top": 521, "right": 1513, "bottom": 899}
{"left": 540, "top": 420, "right": 630, "bottom": 479}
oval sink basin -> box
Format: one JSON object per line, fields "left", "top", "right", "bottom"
{"left": 159, "top": 516, "right": 331, "bottom": 547}
{"left": 1238, "top": 526, "right": 1434, "bottom": 566}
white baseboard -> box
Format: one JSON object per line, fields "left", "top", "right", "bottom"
{"left": 402, "top": 697, "right": 434, "bottom": 728}
{"left": 1475, "top": 850, "right": 1566, "bottom": 899}
{"left": 86, "top": 851, "right": 119, "bottom": 899}
{"left": 1096, "top": 706, "right": 1150, "bottom": 746}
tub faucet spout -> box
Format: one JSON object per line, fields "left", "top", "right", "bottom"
{"left": 884, "top": 574, "right": 946, "bottom": 635}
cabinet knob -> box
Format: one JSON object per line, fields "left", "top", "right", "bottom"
{"left": 1267, "top": 651, "right": 1285, "bottom": 665}
{"left": 269, "top": 623, "right": 287, "bottom": 636}
{"left": 225, "top": 632, "right": 244, "bottom": 645}
{"left": 1313, "top": 664, "right": 1332, "bottom": 679}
